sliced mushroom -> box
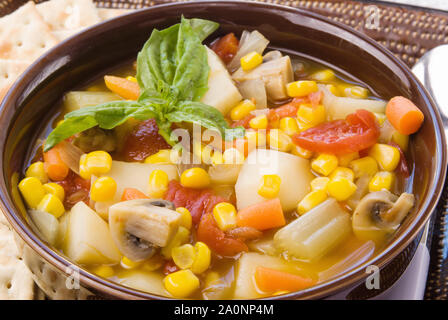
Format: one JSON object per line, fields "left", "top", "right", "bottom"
{"left": 108, "top": 199, "right": 181, "bottom": 261}
{"left": 352, "top": 190, "right": 415, "bottom": 243}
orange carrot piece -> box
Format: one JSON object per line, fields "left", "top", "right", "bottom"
{"left": 121, "top": 188, "right": 148, "bottom": 201}
{"left": 236, "top": 198, "right": 285, "bottom": 231}
{"left": 43, "top": 144, "right": 69, "bottom": 181}
{"left": 386, "top": 96, "right": 424, "bottom": 135}
{"left": 104, "top": 75, "right": 140, "bottom": 100}
{"left": 254, "top": 267, "right": 316, "bottom": 293}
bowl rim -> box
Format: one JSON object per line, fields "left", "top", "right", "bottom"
{"left": 0, "top": 0, "right": 446, "bottom": 300}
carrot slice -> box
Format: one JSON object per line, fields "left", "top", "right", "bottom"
{"left": 43, "top": 144, "right": 69, "bottom": 181}
{"left": 254, "top": 267, "right": 315, "bottom": 293}
{"left": 236, "top": 198, "right": 285, "bottom": 231}
{"left": 121, "top": 188, "right": 148, "bottom": 201}
{"left": 104, "top": 75, "right": 140, "bottom": 100}
{"left": 385, "top": 96, "right": 424, "bottom": 135}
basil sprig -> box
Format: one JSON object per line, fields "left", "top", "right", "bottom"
{"left": 44, "top": 17, "right": 244, "bottom": 151}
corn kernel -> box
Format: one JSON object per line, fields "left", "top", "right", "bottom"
{"left": 392, "top": 131, "right": 409, "bottom": 151}
{"left": 161, "top": 226, "right": 190, "bottom": 258}
{"left": 310, "top": 177, "right": 330, "bottom": 191}
{"left": 163, "top": 269, "right": 200, "bottom": 298}
{"left": 18, "top": 177, "right": 46, "bottom": 209}
{"left": 37, "top": 194, "right": 65, "bottom": 218}
{"left": 148, "top": 169, "right": 169, "bottom": 198}
{"left": 291, "top": 145, "right": 313, "bottom": 159}
{"left": 338, "top": 152, "right": 359, "bottom": 167}
{"left": 245, "top": 130, "right": 267, "bottom": 149}
{"left": 172, "top": 244, "right": 196, "bottom": 270}
{"left": 368, "top": 144, "right": 400, "bottom": 172}
{"left": 176, "top": 207, "right": 192, "bottom": 230}
{"left": 90, "top": 176, "right": 117, "bottom": 202}
{"left": 249, "top": 114, "right": 268, "bottom": 130}
{"left": 279, "top": 117, "right": 299, "bottom": 136}
{"left": 349, "top": 156, "right": 378, "bottom": 178}
{"left": 223, "top": 148, "right": 245, "bottom": 165}
{"left": 200, "top": 145, "right": 218, "bottom": 165}
{"left": 327, "top": 177, "right": 357, "bottom": 201}
{"left": 258, "top": 174, "right": 282, "bottom": 199}
{"left": 191, "top": 242, "right": 211, "bottom": 274}
{"left": 369, "top": 171, "right": 395, "bottom": 192}
{"left": 145, "top": 149, "right": 176, "bottom": 164}
{"left": 343, "top": 85, "right": 369, "bottom": 99}
{"left": 213, "top": 202, "right": 237, "bottom": 231}
{"left": 142, "top": 255, "right": 164, "bottom": 271}
{"left": 126, "top": 76, "right": 137, "bottom": 83}
{"left": 268, "top": 129, "right": 292, "bottom": 152}
{"left": 204, "top": 271, "right": 221, "bottom": 287}
{"left": 297, "top": 119, "right": 315, "bottom": 132}
{"left": 329, "top": 167, "right": 355, "bottom": 181}
{"left": 286, "top": 80, "right": 318, "bottom": 97}
{"left": 230, "top": 99, "right": 256, "bottom": 121}
{"left": 240, "top": 51, "right": 263, "bottom": 71}
{"left": 43, "top": 183, "right": 65, "bottom": 202}
{"left": 121, "top": 256, "right": 142, "bottom": 269}
{"left": 91, "top": 265, "right": 114, "bottom": 278}
{"left": 327, "top": 84, "right": 340, "bottom": 96}
{"left": 375, "top": 113, "right": 387, "bottom": 126}
{"left": 311, "top": 154, "right": 338, "bottom": 176}
{"left": 25, "top": 161, "right": 48, "bottom": 184}
{"left": 79, "top": 154, "right": 89, "bottom": 180}
{"left": 311, "top": 69, "right": 335, "bottom": 82}
{"left": 297, "top": 190, "right": 328, "bottom": 215}
{"left": 297, "top": 103, "right": 326, "bottom": 126}
{"left": 180, "top": 167, "right": 210, "bottom": 189}
{"left": 85, "top": 151, "right": 113, "bottom": 178}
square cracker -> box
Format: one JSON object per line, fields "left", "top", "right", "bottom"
{"left": 0, "top": 2, "right": 58, "bottom": 61}
{"left": 0, "top": 60, "right": 30, "bottom": 102}
{"left": 98, "top": 8, "right": 133, "bottom": 21}
{"left": 37, "top": 0, "right": 101, "bottom": 31}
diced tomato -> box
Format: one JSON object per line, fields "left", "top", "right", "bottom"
{"left": 121, "top": 119, "right": 171, "bottom": 162}
{"left": 308, "top": 90, "right": 323, "bottom": 106}
{"left": 389, "top": 142, "right": 410, "bottom": 177}
{"left": 162, "top": 260, "right": 179, "bottom": 275}
{"left": 292, "top": 109, "right": 380, "bottom": 155}
{"left": 210, "top": 33, "right": 239, "bottom": 64}
{"left": 197, "top": 212, "right": 248, "bottom": 257}
{"left": 56, "top": 170, "right": 90, "bottom": 209}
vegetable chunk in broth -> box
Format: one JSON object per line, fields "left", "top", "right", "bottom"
{"left": 20, "top": 17, "right": 423, "bottom": 299}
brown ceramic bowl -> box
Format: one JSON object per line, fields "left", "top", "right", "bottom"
{"left": 0, "top": 1, "right": 445, "bottom": 300}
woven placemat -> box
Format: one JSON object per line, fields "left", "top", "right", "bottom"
{"left": 1, "top": 0, "right": 447, "bottom": 300}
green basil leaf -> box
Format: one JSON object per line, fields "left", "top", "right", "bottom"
{"left": 189, "top": 18, "right": 219, "bottom": 42}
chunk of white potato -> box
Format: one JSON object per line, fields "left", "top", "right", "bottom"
{"left": 235, "top": 149, "right": 313, "bottom": 211}
{"left": 29, "top": 209, "right": 59, "bottom": 246}
{"left": 200, "top": 48, "right": 242, "bottom": 115}
{"left": 64, "top": 202, "right": 121, "bottom": 265}
{"left": 274, "top": 198, "right": 351, "bottom": 262}
{"left": 63, "top": 91, "right": 122, "bottom": 113}
{"left": 116, "top": 269, "right": 169, "bottom": 297}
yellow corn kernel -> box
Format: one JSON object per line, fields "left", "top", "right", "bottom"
{"left": 368, "top": 144, "right": 400, "bottom": 172}
{"left": 329, "top": 167, "right": 355, "bottom": 182}
{"left": 121, "top": 256, "right": 142, "bottom": 269}
{"left": 163, "top": 269, "right": 200, "bottom": 298}
{"left": 43, "top": 183, "right": 65, "bottom": 202}
{"left": 291, "top": 145, "right": 313, "bottom": 159}
{"left": 258, "top": 174, "right": 282, "bottom": 199}
{"left": 83, "top": 151, "right": 113, "bottom": 178}
{"left": 297, "top": 119, "right": 315, "bottom": 132}
{"left": 310, "top": 177, "right": 330, "bottom": 191}
{"left": 279, "top": 117, "right": 299, "bottom": 136}
{"left": 90, "top": 176, "right": 117, "bottom": 202}
{"left": 91, "top": 265, "right": 114, "bottom": 278}
{"left": 223, "top": 148, "right": 245, "bottom": 165}
{"left": 213, "top": 202, "right": 237, "bottom": 231}
{"left": 327, "top": 177, "right": 357, "bottom": 201}
{"left": 297, "top": 190, "right": 328, "bottom": 215}
{"left": 25, "top": 161, "right": 48, "bottom": 184}
{"left": 240, "top": 51, "right": 263, "bottom": 71}
{"left": 245, "top": 130, "right": 267, "bottom": 149}
{"left": 126, "top": 76, "right": 137, "bottom": 83}
{"left": 349, "top": 156, "right": 378, "bottom": 178}
{"left": 204, "top": 271, "right": 221, "bottom": 287}
{"left": 210, "top": 149, "right": 224, "bottom": 165}
{"left": 145, "top": 149, "right": 176, "bottom": 164}
{"left": 249, "top": 114, "right": 268, "bottom": 130}
{"left": 369, "top": 171, "right": 395, "bottom": 192}
{"left": 200, "top": 145, "right": 217, "bottom": 165}
{"left": 37, "top": 194, "right": 65, "bottom": 218}
{"left": 180, "top": 167, "right": 210, "bottom": 189}
{"left": 191, "top": 241, "right": 211, "bottom": 274}
{"left": 79, "top": 154, "right": 89, "bottom": 180}
{"left": 268, "top": 129, "right": 292, "bottom": 152}
{"left": 392, "top": 131, "right": 409, "bottom": 152}
{"left": 286, "top": 80, "right": 318, "bottom": 97}
{"left": 311, "top": 69, "right": 335, "bottom": 82}
{"left": 230, "top": 99, "right": 256, "bottom": 121}
{"left": 375, "top": 113, "right": 387, "bottom": 126}
{"left": 142, "top": 255, "right": 164, "bottom": 272}
{"left": 327, "top": 84, "right": 340, "bottom": 96}
{"left": 18, "top": 177, "right": 46, "bottom": 209}
{"left": 172, "top": 244, "right": 196, "bottom": 270}
{"left": 297, "top": 103, "right": 326, "bottom": 126}
{"left": 311, "top": 154, "right": 338, "bottom": 176}
{"left": 338, "top": 152, "right": 359, "bottom": 167}
{"left": 176, "top": 207, "right": 192, "bottom": 230}
{"left": 161, "top": 226, "right": 190, "bottom": 258}
{"left": 148, "top": 169, "right": 169, "bottom": 198}
{"left": 343, "top": 85, "right": 369, "bottom": 99}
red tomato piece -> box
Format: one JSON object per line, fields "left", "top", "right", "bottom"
{"left": 56, "top": 170, "right": 90, "bottom": 209}
{"left": 210, "top": 33, "right": 239, "bottom": 64}
{"left": 292, "top": 109, "right": 380, "bottom": 155}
